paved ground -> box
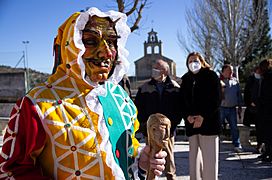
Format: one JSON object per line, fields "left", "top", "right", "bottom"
{"left": 152, "top": 135, "right": 272, "bottom": 180}
{"left": 1, "top": 135, "right": 272, "bottom": 179}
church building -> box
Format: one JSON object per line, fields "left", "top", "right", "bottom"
{"left": 134, "top": 29, "right": 177, "bottom": 80}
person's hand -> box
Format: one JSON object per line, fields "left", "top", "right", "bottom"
{"left": 138, "top": 145, "right": 167, "bottom": 176}
{"left": 220, "top": 80, "right": 226, "bottom": 88}
{"left": 193, "top": 115, "right": 203, "bottom": 128}
{"left": 187, "top": 115, "right": 195, "bottom": 124}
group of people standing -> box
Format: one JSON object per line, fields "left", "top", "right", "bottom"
{"left": 134, "top": 53, "right": 272, "bottom": 180}
{"left": 0, "top": 6, "right": 271, "bottom": 180}
{"left": 135, "top": 52, "right": 221, "bottom": 180}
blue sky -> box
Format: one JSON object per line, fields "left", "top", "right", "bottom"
{"left": 0, "top": 0, "right": 192, "bottom": 76}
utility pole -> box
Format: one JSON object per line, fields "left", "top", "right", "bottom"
{"left": 22, "top": 41, "right": 30, "bottom": 91}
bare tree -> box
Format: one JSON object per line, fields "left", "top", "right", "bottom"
{"left": 83, "top": 0, "right": 151, "bottom": 33}
{"left": 178, "top": 0, "right": 266, "bottom": 78}
{"left": 115, "top": 0, "right": 150, "bottom": 32}
{"left": 178, "top": 0, "right": 219, "bottom": 67}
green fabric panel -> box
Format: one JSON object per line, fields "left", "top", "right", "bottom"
{"left": 98, "top": 82, "right": 137, "bottom": 179}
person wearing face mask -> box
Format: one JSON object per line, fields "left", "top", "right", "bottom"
{"left": 180, "top": 52, "right": 221, "bottom": 180}
{"left": 134, "top": 59, "right": 182, "bottom": 180}
{"left": 0, "top": 7, "right": 167, "bottom": 179}
{"left": 243, "top": 66, "right": 264, "bottom": 153}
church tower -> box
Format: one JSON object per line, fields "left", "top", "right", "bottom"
{"left": 134, "top": 29, "right": 176, "bottom": 81}
{"left": 144, "top": 29, "right": 162, "bottom": 56}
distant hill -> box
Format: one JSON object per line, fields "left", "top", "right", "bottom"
{"left": 0, "top": 65, "right": 50, "bottom": 88}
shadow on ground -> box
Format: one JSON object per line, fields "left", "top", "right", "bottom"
{"left": 158, "top": 136, "right": 272, "bottom": 180}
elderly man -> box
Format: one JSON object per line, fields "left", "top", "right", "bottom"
{"left": 135, "top": 59, "right": 182, "bottom": 180}
{"left": 0, "top": 7, "right": 166, "bottom": 179}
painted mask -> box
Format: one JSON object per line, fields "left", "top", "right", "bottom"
{"left": 82, "top": 15, "right": 120, "bottom": 83}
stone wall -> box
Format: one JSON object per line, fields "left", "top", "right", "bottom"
{"left": 0, "top": 103, "right": 14, "bottom": 135}
{"left": 0, "top": 72, "right": 26, "bottom": 102}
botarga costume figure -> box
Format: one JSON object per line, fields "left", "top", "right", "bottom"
{"left": 0, "top": 7, "right": 166, "bottom": 179}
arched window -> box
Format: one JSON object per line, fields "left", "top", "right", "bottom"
{"left": 154, "top": 46, "right": 159, "bottom": 54}
{"left": 147, "top": 46, "right": 152, "bottom": 54}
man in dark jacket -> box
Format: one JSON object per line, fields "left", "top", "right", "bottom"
{"left": 135, "top": 59, "right": 182, "bottom": 180}
{"left": 119, "top": 74, "right": 132, "bottom": 98}
{"left": 243, "top": 66, "right": 263, "bottom": 153}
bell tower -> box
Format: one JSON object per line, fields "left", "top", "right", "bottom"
{"left": 144, "top": 28, "right": 162, "bottom": 56}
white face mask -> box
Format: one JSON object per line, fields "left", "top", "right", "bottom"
{"left": 188, "top": 61, "right": 201, "bottom": 74}
{"left": 152, "top": 68, "right": 161, "bottom": 79}
{"left": 254, "top": 73, "right": 261, "bottom": 79}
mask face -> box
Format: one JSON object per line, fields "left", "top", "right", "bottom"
{"left": 151, "top": 68, "right": 161, "bottom": 79}
{"left": 82, "top": 16, "right": 120, "bottom": 83}
{"left": 254, "top": 73, "right": 261, "bottom": 79}
{"left": 188, "top": 60, "right": 201, "bottom": 74}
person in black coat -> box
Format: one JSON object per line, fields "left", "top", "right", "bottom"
{"left": 243, "top": 66, "right": 263, "bottom": 153}
{"left": 119, "top": 74, "right": 132, "bottom": 98}
{"left": 258, "top": 59, "right": 272, "bottom": 162}
{"left": 180, "top": 52, "right": 221, "bottom": 180}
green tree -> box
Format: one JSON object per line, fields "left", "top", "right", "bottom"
{"left": 240, "top": 0, "right": 272, "bottom": 83}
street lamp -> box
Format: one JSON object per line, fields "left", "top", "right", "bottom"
{"left": 22, "top": 41, "right": 30, "bottom": 91}
{"left": 22, "top": 41, "right": 29, "bottom": 68}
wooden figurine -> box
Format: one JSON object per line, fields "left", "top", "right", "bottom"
{"left": 146, "top": 113, "right": 171, "bottom": 180}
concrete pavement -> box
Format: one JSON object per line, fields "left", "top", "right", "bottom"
{"left": 1, "top": 135, "right": 272, "bottom": 179}
{"left": 154, "top": 135, "right": 272, "bottom": 180}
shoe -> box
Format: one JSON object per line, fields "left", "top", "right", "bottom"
{"left": 256, "top": 143, "right": 264, "bottom": 154}
{"left": 234, "top": 147, "right": 243, "bottom": 153}
{"left": 255, "top": 147, "right": 262, "bottom": 154}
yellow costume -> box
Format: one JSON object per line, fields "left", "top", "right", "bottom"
{"left": 0, "top": 7, "right": 141, "bottom": 179}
